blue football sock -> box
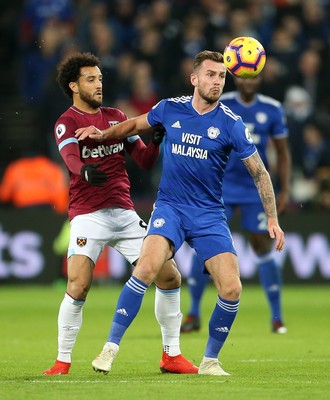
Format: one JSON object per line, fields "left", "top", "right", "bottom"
{"left": 257, "top": 253, "right": 282, "bottom": 322}
{"left": 187, "top": 255, "right": 211, "bottom": 318}
{"left": 205, "top": 296, "right": 239, "bottom": 358}
{"left": 108, "top": 276, "right": 148, "bottom": 345}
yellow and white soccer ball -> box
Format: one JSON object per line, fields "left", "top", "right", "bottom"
{"left": 223, "top": 36, "right": 266, "bottom": 79}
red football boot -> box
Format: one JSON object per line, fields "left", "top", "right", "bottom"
{"left": 43, "top": 360, "right": 71, "bottom": 375}
{"left": 160, "top": 352, "right": 198, "bottom": 374}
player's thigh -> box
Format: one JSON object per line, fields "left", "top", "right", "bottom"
{"left": 147, "top": 202, "right": 185, "bottom": 254}
{"left": 69, "top": 213, "right": 110, "bottom": 264}
{"left": 189, "top": 212, "right": 237, "bottom": 264}
{"left": 110, "top": 208, "right": 147, "bottom": 265}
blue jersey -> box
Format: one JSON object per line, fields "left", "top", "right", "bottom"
{"left": 147, "top": 96, "right": 257, "bottom": 209}
{"left": 221, "top": 92, "right": 288, "bottom": 203}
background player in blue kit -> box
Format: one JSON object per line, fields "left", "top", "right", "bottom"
{"left": 76, "top": 50, "right": 285, "bottom": 376}
{"left": 182, "top": 75, "right": 291, "bottom": 335}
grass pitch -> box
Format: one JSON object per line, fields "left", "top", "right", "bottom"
{"left": 0, "top": 283, "right": 329, "bottom": 400}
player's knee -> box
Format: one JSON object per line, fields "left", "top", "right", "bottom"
{"left": 67, "top": 279, "right": 90, "bottom": 300}
{"left": 154, "top": 264, "right": 181, "bottom": 289}
{"left": 221, "top": 280, "right": 242, "bottom": 301}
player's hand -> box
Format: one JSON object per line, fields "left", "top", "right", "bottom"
{"left": 75, "top": 125, "right": 105, "bottom": 141}
{"left": 268, "top": 219, "right": 285, "bottom": 251}
{"left": 151, "top": 124, "right": 166, "bottom": 145}
{"left": 80, "top": 163, "right": 108, "bottom": 186}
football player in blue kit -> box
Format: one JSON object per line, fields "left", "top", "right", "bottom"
{"left": 75, "top": 50, "right": 285, "bottom": 376}
{"left": 181, "top": 75, "right": 291, "bottom": 335}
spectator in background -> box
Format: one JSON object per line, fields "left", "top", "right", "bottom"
{"left": 294, "top": 48, "right": 324, "bottom": 111}
{"left": 302, "top": 122, "right": 330, "bottom": 179}
{"left": 291, "top": 121, "right": 330, "bottom": 208}
{"left": 227, "top": 7, "right": 259, "bottom": 39}
{"left": 20, "top": 0, "right": 75, "bottom": 49}
{"left": 133, "top": 26, "right": 165, "bottom": 80}
{"left": 166, "top": 56, "right": 194, "bottom": 97}
{"left": 39, "top": 41, "right": 81, "bottom": 161}
{"left": 243, "top": 0, "right": 277, "bottom": 47}
{"left": 283, "top": 86, "right": 313, "bottom": 172}
{"left": 0, "top": 152, "right": 68, "bottom": 214}
{"left": 300, "top": 0, "right": 330, "bottom": 52}
{"left": 128, "top": 61, "right": 159, "bottom": 115}
{"left": 21, "top": 20, "right": 69, "bottom": 107}
{"left": 200, "top": 0, "right": 230, "bottom": 48}
{"left": 108, "top": 0, "right": 138, "bottom": 53}
{"left": 167, "top": 8, "right": 208, "bottom": 68}
{"left": 267, "top": 25, "right": 300, "bottom": 85}
{"left": 111, "top": 52, "right": 136, "bottom": 102}
{"left": 87, "top": 20, "right": 118, "bottom": 103}
{"left": 259, "top": 55, "right": 289, "bottom": 102}
{"left": 149, "top": 0, "right": 181, "bottom": 43}
{"left": 279, "top": 13, "right": 304, "bottom": 52}
{"left": 75, "top": 0, "right": 109, "bottom": 51}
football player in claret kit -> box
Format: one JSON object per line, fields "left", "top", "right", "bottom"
{"left": 75, "top": 50, "right": 285, "bottom": 376}
{"left": 182, "top": 75, "right": 291, "bottom": 335}
{"left": 43, "top": 52, "right": 197, "bottom": 375}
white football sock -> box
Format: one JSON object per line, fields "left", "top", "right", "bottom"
{"left": 57, "top": 293, "right": 85, "bottom": 363}
{"left": 155, "top": 287, "right": 182, "bottom": 357}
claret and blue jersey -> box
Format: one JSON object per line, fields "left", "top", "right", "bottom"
{"left": 221, "top": 92, "right": 288, "bottom": 203}
{"left": 147, "top": 96, "right": 257, "bottom": 209}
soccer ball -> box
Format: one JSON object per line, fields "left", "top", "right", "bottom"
{"left": 223, "top": 36, "right": 266, "bottom": 79}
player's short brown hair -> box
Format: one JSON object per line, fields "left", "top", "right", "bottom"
{"left": 193, "top": 50, "right": 224, "bottom": 71}
{"left": 56, "top": 52, "right": 101, "bottom": 99}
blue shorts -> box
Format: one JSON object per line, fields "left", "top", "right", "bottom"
{"left": 147, "top": 201, "right": 237, "bottom": 263}
{"left": 225, "top": 202, "right": 267, "bottom": 233}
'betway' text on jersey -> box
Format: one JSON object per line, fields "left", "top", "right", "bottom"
{"left": 81, "top": 143, "right": 124, "bottom": 158}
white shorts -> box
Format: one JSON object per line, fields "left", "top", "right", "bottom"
{"left": 68, "top": 207, "right": 147, "bottom": 265}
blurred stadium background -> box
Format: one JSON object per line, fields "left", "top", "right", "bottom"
{"left": 1, "top": 0, "right": 330, "bottom": 285}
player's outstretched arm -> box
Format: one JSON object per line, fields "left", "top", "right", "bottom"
{"left": 75, "top": 113, "right": 150, "bottom": 141}
{"left": 243, "top": 152, "right": 285, "bottom": 251}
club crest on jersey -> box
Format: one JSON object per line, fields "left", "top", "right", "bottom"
{"left": 109, "top": 120, "right": 120, "bottom": 126}
{"left": 256, "top": 112, "right": 267, "bottom": 124}
{"left": 56, "top": 123, "right": 66, "bottom": 138}
{"left": 207, "top": 126, "right": 220, "bottom": 139}
{"left": 245, "top": 128, "right": 254, "bottom": 142}
{"left": 153, "top": 218, "right": 165, "bottom": 228}
{"left": 77, "top": 237, "right": 87, "bottom": 247}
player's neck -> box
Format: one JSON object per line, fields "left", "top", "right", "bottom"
{"left": 73, "top": 99, "right": 100, "bottom": 114}
{"left": 192, "top": 97, "right": 218, "bottom": 115}
{"left": 239, "top": 93, "right": 255, "bottom": 104}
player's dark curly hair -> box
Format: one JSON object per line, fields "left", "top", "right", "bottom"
{"left": 193, "top": 50, "right": 224, "bottom": 71}
{"left": 56, "top": 52, "right": 101, "bottom": 99}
